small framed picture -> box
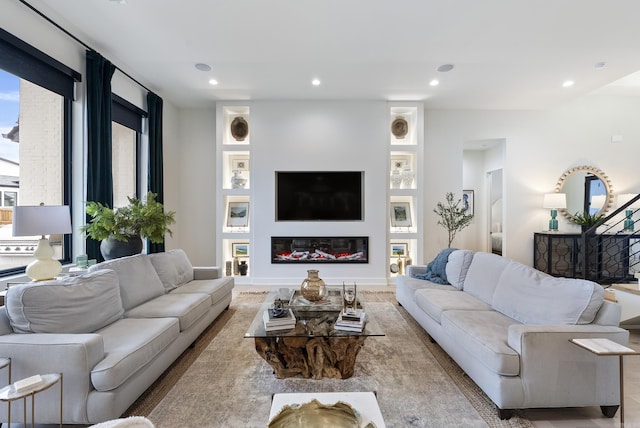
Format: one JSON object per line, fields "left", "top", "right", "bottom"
{"left": 390, "top": 202, "right": 412, "bottom": 227}
{"left": 462, "top": 190, "right": 474, "bottom": 216}
{"left": 390, "top": 243, "right": 408, "bottom": 257}
{"left": 232, "top": 242, "right": 249, "bottom": 257}
{"left": 226, "top": 201, "right": 250, "bottom": 227}
{"left": 231, "top": 158, "right": 249, "bottom": 171}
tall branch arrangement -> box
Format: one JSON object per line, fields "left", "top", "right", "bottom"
{"left": 434, "top": 192, "right": 474, "bottom": 248}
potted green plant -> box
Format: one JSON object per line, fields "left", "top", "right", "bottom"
{"left": 572, "top": 211, "right": 603, "bottom": 233}
{"left": 434, "top": 192, "right": 474, "bottom": 248}
{"left": 81, "top": 192, "right": 176, "bottom": 259}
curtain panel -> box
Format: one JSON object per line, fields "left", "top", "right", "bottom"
{"left": 86, "top": 50, "right": 115, "bottom": 261}
{"left": 147, "top": 91, "right": 165, "bottom": 253}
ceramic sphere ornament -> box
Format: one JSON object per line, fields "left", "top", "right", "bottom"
{"left": 391, "top": 116, "right": 408, "bottom": 139}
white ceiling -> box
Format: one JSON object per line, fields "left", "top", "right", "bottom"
{"left": 25, "top": 0, "right": 640, "bottom": 109}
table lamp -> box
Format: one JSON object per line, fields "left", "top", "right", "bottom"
{"left": 12, "top": 204, "right": 72, "bottom": 281}
{"left": 543, "top": 193, "right": 567, "bottom": 232}
{"left": 617, "top": 193, "right": 640, "bottom": 232}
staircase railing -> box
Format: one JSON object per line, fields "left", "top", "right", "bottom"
{"left": 580, "top": 194, "right": 640, "bottom": 284}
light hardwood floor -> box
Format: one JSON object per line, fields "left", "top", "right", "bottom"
{"left": 235, "top": 285, "right": 640, "bottom": 427}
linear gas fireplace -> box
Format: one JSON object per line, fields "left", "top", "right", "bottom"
{"left": 272, "top": 237, "right": 368, "bottom": 264}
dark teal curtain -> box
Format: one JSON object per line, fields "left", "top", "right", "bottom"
{"left": 86, "top": 50, "right": 115, "bottom": 261}
{"left": 147, "top": 91, "right": 165, "bottom": 253}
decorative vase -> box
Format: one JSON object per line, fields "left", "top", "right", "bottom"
{"left": 401, "top": 164, "right": 415, "bottom": 188}
{"left": 233, "top": 257, "right": 239, "bottom": 275}
{"left": 300, "top": 269, "right": 327, "bottom": 302}
{"left": 100, "top": 235, "right": 143, "bottom": 260}
{"left": 390, "top": 168, "right": 403, "bottom": 189}
{"left": 231, "top": 170, "right": 247, "bottom": 189}
{"left": 238, "top": 260, "right": 248, "bottom": 276}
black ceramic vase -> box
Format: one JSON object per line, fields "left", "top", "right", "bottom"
{"left": 100, "top": 235, "right": 143, "bottom": 260}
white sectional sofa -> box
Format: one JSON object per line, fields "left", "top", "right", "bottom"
{"left": 0, "top": 249, "right": 234, "bottom": 425}
{"left": 396, "top": 250, "right": 629, "bottom": 419}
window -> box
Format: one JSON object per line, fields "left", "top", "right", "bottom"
{"left": 0, "top": 28, "right": 79, "bottom": 276}
{"left": 112, "top": 95, "right": 144, "bottom": 207}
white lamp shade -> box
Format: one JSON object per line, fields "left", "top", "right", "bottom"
{"left": 543, "top": 193, "right": 567, "bottom": 209}
{"left": 617, "top": 193, "right": 640, "bottom": 209}
{"left": 12, "top": 205, "right": 72, "bottom": 237}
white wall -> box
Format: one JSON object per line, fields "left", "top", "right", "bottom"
{"left": 423, "top": 95, "right": 640, "bottom": 266}
{"left": 250, "top": 101, "right": 388, "bottom": 285}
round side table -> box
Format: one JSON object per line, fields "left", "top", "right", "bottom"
{"left": 0, "top": 372, "right": 62, "bottom": 428}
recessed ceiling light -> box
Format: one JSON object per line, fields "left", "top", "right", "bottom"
{"left": 594, "top": 62, "right": 606, "bottom": 70}
{"left": 108, "top": 0, "right": 127, "bottom": 4}
{"left": 311, "top": 78, "right": 321, "bottom": 86}
{"left": 209, "top": 79, "right": 218, "bottom": 86}
{"left": 562, "top": 80, "right": 575, "bottom": 88}
{"left": 429, "top": 79, "right": 439, "bottom": 86}
{"left": 195, "top": 63, "right": 212, "bottom": 72}
{"left": 437, "top": 64, "right": 454, "bottom": 73}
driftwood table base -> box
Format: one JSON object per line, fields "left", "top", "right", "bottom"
{"left": 255, "top": 334, "right": 368, "bottom": 379}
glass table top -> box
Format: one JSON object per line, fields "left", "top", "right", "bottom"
{"left": 244, "top": 287, "right": 385, "bottom": 339}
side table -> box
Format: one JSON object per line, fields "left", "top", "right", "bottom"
{"left": 0, "top": 372, "right": 62, "bottom": 428}
{"left": 571, "top": 338, "right": 639, "bottom": 427}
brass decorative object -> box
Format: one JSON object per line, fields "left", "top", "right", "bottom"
{"left": 230, "top": 116, "right": 249, "bottom": 141}
{"left": 268, "top": 399, "right": 376, "bottom": 428}
{"left": 300, "top": 269, "right": 327, "bottom": 302}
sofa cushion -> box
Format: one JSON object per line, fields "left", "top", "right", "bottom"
{"left": 445, "top": 250, "right": 474, "bottom": 290}
{"left": 124, "top": 293, "right": 211, "bottom": 331}
{"left": 148, "top": 249, "right": 194, "bottom": 292}
{"left": 492, "top": 262, "right": 604, "bottom": 325}
{"left": 441, "top": 309, "right": 521, "bottom": 376}
{"left": 415, "top": 289, "right": 491, "bottom": 324}
{"left": 89, "top": 254, "right": 165, "bottom": 311}
{"left": 463, "top": 252, "right": 512, "bottom": 304}
{"left": 6, "top": 269, "right": 124, "bottom": 334}
{"left": 91, "top": 317, "right": 179, "bottom": 391}
{"left": 169, "top": 277, "right": 234, "bottom": 305}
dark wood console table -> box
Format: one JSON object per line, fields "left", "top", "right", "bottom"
{"left": 533, "top": 232, "right": 640, "bottom": 283}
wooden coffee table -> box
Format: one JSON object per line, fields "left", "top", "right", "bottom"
{"left": 244, "top": 288, "right": 384, "bottom": 379}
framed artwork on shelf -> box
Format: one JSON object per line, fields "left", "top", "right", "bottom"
{"left": 231, "top": 156, "right": 250, "bottom": 172}
{"left": 390, "top": 243, "right": 408, "bottom": 257}
{"left": 226, "top": 201, "right": 250, "bottom": 227}
{"left": 390, "top": 202, "right": 412, "bottom": 227}
{"left": 232, "top": 242, "right": 249, "bottom": 257}
{"left": 462, "top": 190, "right": 474, "bottom": 216}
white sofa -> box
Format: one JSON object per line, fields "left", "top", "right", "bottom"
{"left": 0, "top": 249, "right": 234, "bottom": 425}
{"left": 396, "top": 250, "right": 629, "bottom": 419}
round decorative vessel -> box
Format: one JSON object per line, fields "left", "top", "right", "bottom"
{"left": 230, "top": 116, "right": 249, "bottom": 141}
{"left": 100, "top": 235, "right": 143, "bottom": 260}
{"left": 300, "top": 269, "right": 327, "bottom": 302}
{"left": 391, "top": 116, "right": 408, "bottom": 139}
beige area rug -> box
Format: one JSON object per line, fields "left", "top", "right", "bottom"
{"left": 126, "top": 291, "right": 533, "bottom": 428}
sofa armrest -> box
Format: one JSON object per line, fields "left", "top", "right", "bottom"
{"left": 0, "top": 333, "right": 104, "bottom": 423}
{"left": 507, "top": 324, "right": 629, "bottom": 407}
{"left": 507, "top": 324, "right": 629, "bottom": 354}
{"left": 193, "top": 266, "right": 221, "bottom": 280}
{"left": 405, "top": 265, "right": 427, "bottom": 277}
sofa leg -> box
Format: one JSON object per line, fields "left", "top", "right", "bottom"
{"left": 601, "top": 405, "right": 619, "bottom": 418}
{"left": 497, "top": 407, "right": 513, "bottom": 420}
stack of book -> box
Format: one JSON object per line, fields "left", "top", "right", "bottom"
{"left": 263, "top": 308, "right": 296, "bottom": 331}
{"left": 334, "top": 309, "right": 366, "bottom": 332}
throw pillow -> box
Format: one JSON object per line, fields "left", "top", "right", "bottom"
{"left": 6, "top": 269, "right": 124, "bottom": 334}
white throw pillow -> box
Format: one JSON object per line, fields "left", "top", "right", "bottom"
{"left": 6, "top": 269, "right": 124, "bottom": 334}
{"left": 445, "top": 250, "right": 474, "bottom": 290}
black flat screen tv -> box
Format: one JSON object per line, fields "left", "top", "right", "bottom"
{"left": 276, "top": 171, "right": 364, "bottom": 221}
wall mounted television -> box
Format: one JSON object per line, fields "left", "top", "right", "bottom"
{"left": 275, "top": 171, "right": 364, "bottom": 221}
